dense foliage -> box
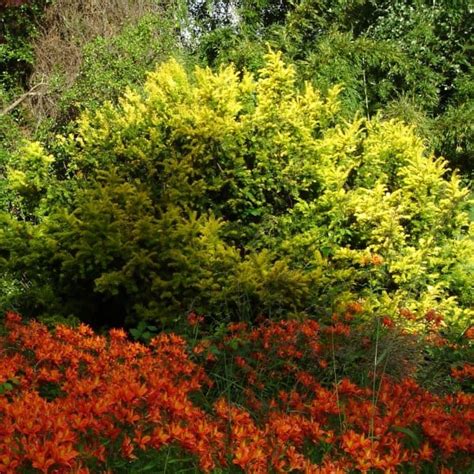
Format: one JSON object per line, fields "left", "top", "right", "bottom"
{"left": 0, "top": 0, "right": 182, "bottom": 201}
{"left": 0, "top": 0, "right": 50, "bottom": 90}
{"left": 1, "top": 53, "right": 472, "bottom": 330}
{"left": 189, "top": 0, "right": 473, "bottom": 176}
{"left": 0, "top": 3, "right": 472, "bottom": 473}
{"left": 0, "top": 0, "right": 51, "bottom": 194}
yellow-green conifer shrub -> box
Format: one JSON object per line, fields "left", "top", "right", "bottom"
{"left": 1, "top": 52, "right": 472, "bottom": 329}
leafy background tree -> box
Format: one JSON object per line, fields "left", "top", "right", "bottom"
{"left": 1, "top": 0, "right": 183, "bottom": 152}
{"left": 187, "top": 0, "right": 473, "bottom": 177}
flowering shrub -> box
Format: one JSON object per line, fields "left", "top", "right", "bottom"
{"left": 0, "top": 311, "right": 472, "bottom": 473}
{"left": 0, "top": 312, "right": 225, "bottom": 473}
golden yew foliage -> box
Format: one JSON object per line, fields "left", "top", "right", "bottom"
{"left": 4, "top": 51, "right": 472, "bottom": 326}
{"left": 0, "top": 312, "right": 472, "bottom": 473}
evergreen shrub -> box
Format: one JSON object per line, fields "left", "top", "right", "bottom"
{"left": 1, "top": 52, "right": 472, "bottom": 329}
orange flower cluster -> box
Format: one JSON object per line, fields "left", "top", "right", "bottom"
{"left": 1, "top": 311, "right": 473, "bottom": 473}
{"left": 451, "top": 363, "right": 474, "bottom": 381}
{"left": 195, "top": 317, "right": 474, "bottom": 473}
{"left": 0, "top": 312, "right": 225, "bottom": 473}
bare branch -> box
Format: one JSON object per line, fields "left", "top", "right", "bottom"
{"left": 0, "top": 83, "right": 47, "bottom": 117}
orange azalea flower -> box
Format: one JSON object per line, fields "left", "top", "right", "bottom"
{"left": 151, "top": 426, "right": 170, "bottom": 449}
{"left": 382, "top": 316, "right": 394, "bottom": 328}
{"left": 187, "top": 312, "right": 204, "bottom": 326}
{"left": 371, "top": 254, "right": 384, "bottom": 265}
{"left": 109, "top": 328, "right": 127, "bottom": 340}
{"left": 285, "top": 445, "right": 305, "bottom": 471}
{"left": 319, "top": 358, "right": 329, "bottom": 369}
{"left": 227, "top": 322, "right": 248, "bottom": 333}
{"left": 0, "top": 454, "right": 20, "bottom": 473}
{"left": 451, "top": 363, "right": 474, "bottom": 380}
{"left": 49, "top": 442, "right": 79, "bottom": 466}
{"left": 4, "top": 311, "right": 22, "bottom": 323}
{"left": 338, "top": 377, "right": 364, "bottom": 396}
{"left": 418, "top": 441, "right": 433, "bottom": 461}
{"left": 232, "top": 437, "right": 267, "bottom": 472}
{"left": 133, "top": 430, "right": 152, "bottom": 450}
{"left": 24, "top": 443, "right": 56, "bottom": 474}
{"left": 440, "top": 468, "right": 454, "bottom": 474}
{"left": 121, "top": 436, "right": 136, "bottom": 459}
{"left": 346, "top": 301, "right": 364, "bottom": 314}
{"left": 424, "top": 309, "right": 444, "bottom": 326}
{"left": 399, "top": 307, "right": 416, "bottom": 321}
{"left": 325, "top": 322, "right": 351, "bottom": 337}
{"left": 342, "top": 430, "right": 371, "bottom": 454}
{"left": 233, "top": 443, "right": 253, "bottom": 469}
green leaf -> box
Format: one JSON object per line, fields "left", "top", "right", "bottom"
{"left": 320, "top": 246, "right": 332, "bottom": 258}
{"left": 209, "top": 345, "right": 221, "bottom": 356}
{"left": 228, "top": 338, "right": 240, "bottom": 351}
{"left": 375, "top": 344, "right": 392, "bottom": 366}
{"left": 391, "top": 426, "right": 421, "bottom": 447}
{"left": 138, "top": 462, "right": 161, "bottom": 471}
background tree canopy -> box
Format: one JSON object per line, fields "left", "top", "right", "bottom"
{"left": 187, "top": 0, "right": 473, "bottom": 177}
